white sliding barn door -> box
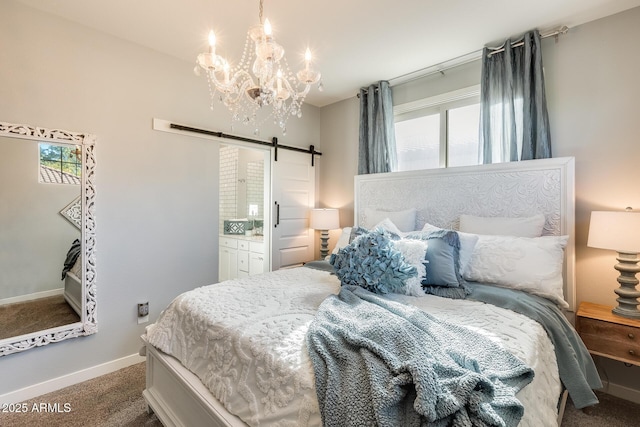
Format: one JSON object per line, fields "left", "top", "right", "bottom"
{"left": 272, "top": 149, "right": 315, "bottom": 269}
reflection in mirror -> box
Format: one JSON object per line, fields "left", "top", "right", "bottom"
{"left": 219, "top": 145, "right": 265, "bottom": 233}
{"left": 218, "top": 144, "right": 269, "bottom": 282}
{"left": 0, "top": 122, "right": 96, "bottom": 356}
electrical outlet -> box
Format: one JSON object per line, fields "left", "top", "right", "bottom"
{"left": 137, "top": 302, "right": 149, "bottom": 324}
{"left": 138, "top": 302, "right": 149, "bottom": 317}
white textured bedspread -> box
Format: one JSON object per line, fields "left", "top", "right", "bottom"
{"left": 145, "top": 267, "right": 561, "bottom": 427}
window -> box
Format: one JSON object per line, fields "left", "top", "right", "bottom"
{"left": 39, "top": 143, "right": 82, "bottom": 184}
{"left": 394, "top": 86, "right": 480, "bottom": 171}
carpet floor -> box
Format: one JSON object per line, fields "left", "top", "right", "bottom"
{"left": 0, "top": 295, "right": 80, "bottom": 340}
{"left": 1, "top": 362, "right": 639, "bottom": 426}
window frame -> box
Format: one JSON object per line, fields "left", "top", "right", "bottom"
{"left": 394, "top": 85, "right": 480, "bottom": 169}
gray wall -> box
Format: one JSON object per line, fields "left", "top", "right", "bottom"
{"left": 319, "top": 7, "right": 640, "bottom": 396}
{"left": 0, "top": 1, "right": 319, "bottom": 395}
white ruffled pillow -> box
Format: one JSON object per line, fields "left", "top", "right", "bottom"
{"left": 331, "top": 227, "right": 353, "bottom": 256}
{"left": 392, "top": 238, "right": 429, "bottom": 297}
{"left": 462, "top": 235, "right": 569, "bottom": 308}
{"left": 459, "top": 214, "right": 545, "bottom": 238}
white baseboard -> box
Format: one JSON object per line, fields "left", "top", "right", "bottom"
{"left": 0, "top": 288, "right": 63, "bottom": 306}
{"left": 600, "top": 380, "right": 640, "bottom": 405}
{"left": 0, "top": 353, "right": 145, "bottom": 405}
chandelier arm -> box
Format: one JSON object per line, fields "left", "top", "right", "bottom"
{"left": 229, "top": 69, "right": 256, "bottom": 88}
{"left": 297, "top": 84, "right": 312, "bottom": 98}
{"left": 206, "top": 71, "right": 230, "bottom": 93}
{"left": 224, "top": 78, "right": 257, "bottom": 106}
{"left": 279, "top": 78, "right": 303, "bottom": 100}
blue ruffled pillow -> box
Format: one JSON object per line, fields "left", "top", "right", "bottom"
{"left": 329, "top": 229, "right": 416, "bottom": 294}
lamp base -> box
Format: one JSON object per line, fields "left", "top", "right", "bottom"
{"left": 319, "top": 229, "right": 330, "bottom": 259}
{"left": 612, "top": 252, "right": 640, "bottom": 319}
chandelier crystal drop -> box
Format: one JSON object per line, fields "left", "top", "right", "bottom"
{"left": 195, "top": 0, "right": 322, "bottom": 134}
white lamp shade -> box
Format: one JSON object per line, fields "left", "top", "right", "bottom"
{"left": 310, "top": 208, "right": 339, "bottom": 230}
{"left": 588, "top": 211, "right": 640, "bottom": 253}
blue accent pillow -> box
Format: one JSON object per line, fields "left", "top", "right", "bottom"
{"left": 329, "top": 229, "right": 416, "bottom": 295}
{"left": 349, "top": 226, "right": 370, "bottom": 242}
{"left": 404, "top": 229, "right": 470, "bottom": 299}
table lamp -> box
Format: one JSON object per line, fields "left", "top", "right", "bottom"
{"left": 310, "top": 208, "right": 340, "bottom": 259}
{"left": 587, "top": 209, "right": 640, "bottom": 319}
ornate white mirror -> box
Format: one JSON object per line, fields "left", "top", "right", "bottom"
{"left": 0, "top": 121, "right": 96, "bottom": 356}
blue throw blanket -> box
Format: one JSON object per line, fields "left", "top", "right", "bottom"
{"left": 466, "top": 283, "right": 602, "bottom": 409}
{"left": 306, "top": 286, "right": 533, "bottom": 427}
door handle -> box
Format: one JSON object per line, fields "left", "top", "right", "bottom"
{"left": 275, "top": 201, "right": 280, "bottom": 228}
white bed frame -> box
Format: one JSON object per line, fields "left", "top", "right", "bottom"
{"left": 64, "top": 272, "right": 82, "bottom": 316}
{"left": 142, "top": 157, "right": 575, "bottom": 427}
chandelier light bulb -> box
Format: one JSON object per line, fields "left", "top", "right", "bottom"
{"left": 195, "top": 0, "right": 322, "bottom": 134}
{"left": 208, "top": 31, "right": 216, "bottom": 53}
{"left": 263, "top": 19, "right": 272, "bottom": 37}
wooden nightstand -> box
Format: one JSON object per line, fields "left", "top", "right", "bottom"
{"left": 576, "top": 302, "right": 640, "bottom": 366}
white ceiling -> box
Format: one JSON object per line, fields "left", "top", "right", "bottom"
{"left": 14, "top": 0, "right": 640, "bottom": 107}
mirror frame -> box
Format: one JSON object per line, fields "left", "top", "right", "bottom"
{"left": 0, "top": 121, "right": 97, "bottom": 356}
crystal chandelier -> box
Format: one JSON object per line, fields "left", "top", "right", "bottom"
{"left": 195, "top": 0, "right": 322, "bottom": 135}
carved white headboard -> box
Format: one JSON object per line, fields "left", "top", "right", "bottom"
{"left": 354, "top": 157, "right": 576, "bottom": 310}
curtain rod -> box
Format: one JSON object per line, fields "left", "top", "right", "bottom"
{"left": 381, "top": 24, "right": 569, "bottom": 89}
{"left": 169, "top": 123, "right": 322, "bottom": 166}
{"left": 486, "top": 25, "right": 569, "bottom": 57}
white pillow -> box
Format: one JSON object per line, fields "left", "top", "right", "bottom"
{"left": 459, "top": 214, "right": 545, "bottom": 238}
{"left": 363, "top": 208, "right": 416, "bottom": 232}
{"left": 462, "top": 235, "right": 569, "bottom": 308}
{"left": 392, "top": 238, "right": 429, "bottom": 297}
{"left": 330, "top": 227, "right": 353, "bottom": 255}
{"left": 373, "top": 218, "right": 404, "bottom": 237}
{"left": 421, "top": 222, "right": 479, "bottom": 275}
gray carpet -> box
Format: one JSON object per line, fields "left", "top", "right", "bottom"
{"left": 1, "top": 362, "right": 638, "bottom": 426}
{"left": 0, "top": 295, "right": 80, "bottom": 340}
{"left": 562, "top": 390, "right": 640, "bottom": 427}
{"left": 0, "top": 363, "right": 161, "bottom": 427}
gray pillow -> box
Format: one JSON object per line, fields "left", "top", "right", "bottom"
{"left": 417, "top": 229, "right": 464, "bottom": 288}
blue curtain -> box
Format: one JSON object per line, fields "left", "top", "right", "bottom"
{"left": 479, "top": 30, "right": 552, "bottom": 163}
{"left": 358, "top": 81, "right": 397, "bottom": 174}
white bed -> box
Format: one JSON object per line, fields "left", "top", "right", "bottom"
{"left": 64, "top": 256, "right": 82, "bottom": 316}
{"left": 142, "top": 157, "right": 586, "bottom": 427}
